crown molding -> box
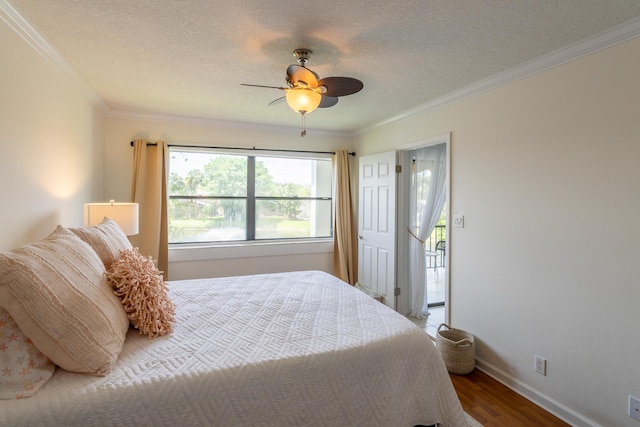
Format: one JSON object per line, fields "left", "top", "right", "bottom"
{"left": 0, "top": 0, "right": 73, "bottom": 74}
{"left": 107, "top": 109, "right": 351, "bottom": 139}
{"left": 1, "top": 0, "right": 108, "bottom": 112}
{"left": 358, "top": 16, "right": 640, "bottom": 135}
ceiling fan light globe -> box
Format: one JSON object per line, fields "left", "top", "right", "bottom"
{"left": 286, "top": 89, "right": 321, "bottom": 114}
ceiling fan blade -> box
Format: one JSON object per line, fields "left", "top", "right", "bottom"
{"left": 318, "top": 77, "right": 363, "bottom": 97}
{"left": 241, "top": 83, "right": 286, "bottom": 90}
{"left": 268, "top": 96, "right": 286, "bottom": 106}
{"left": 318, "top": 96, "right": 339, "bottom": 108}
{"left": 286, "top": 65, "right": 319, "bottom": 88}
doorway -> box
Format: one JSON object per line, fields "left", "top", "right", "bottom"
{"left": 396, "top": 134, "right": 451, "bottom": 334}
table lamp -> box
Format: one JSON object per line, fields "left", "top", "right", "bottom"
{"left": 84, "top": 200, "right": 139, "bottom": 235}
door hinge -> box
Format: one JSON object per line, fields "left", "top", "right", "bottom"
{"left": 396, "top": 164, "right": 402, "bottom": 173}
{"left": 394, "top": 287, "right": 401, "bottom": 296}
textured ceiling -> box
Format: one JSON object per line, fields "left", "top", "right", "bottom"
{"left": 7, "top": 0, "right": 640, "bottom": 133}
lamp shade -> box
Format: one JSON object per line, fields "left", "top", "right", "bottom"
{"left": 285, "top": 88, "right": 321, "bottom": 114}
{"left": 84, "top": 200, "right": 139, "bottom": 236}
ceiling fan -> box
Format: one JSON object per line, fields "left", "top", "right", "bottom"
{"left": 242, "top": 49, "right": 364, "bottom": 136}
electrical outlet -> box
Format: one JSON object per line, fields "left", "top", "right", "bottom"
{"left": 630, "top": 395, "right": 640, "bottom": 421}
{"left": 453, "top": 214, "right": 464, "bottom": 228}
{"left": 534, "top": 355, "right": 546, "bottom": 376}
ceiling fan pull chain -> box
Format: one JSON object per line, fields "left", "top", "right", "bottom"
{"left": 301, "top": 114, "right": 307, "bottom": 137}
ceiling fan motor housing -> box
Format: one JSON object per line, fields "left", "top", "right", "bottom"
{"left": 293, "top": 49, "right": 312, "bottom": 66}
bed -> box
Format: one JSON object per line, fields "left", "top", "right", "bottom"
{"left": 0, "top": 219, "right": 466, "bottom": 426}
{"left": 0, "top": 268, "right": 467, "bottom": 426}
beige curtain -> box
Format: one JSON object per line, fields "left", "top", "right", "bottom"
{"left": 130, "top": 139, "right": 169, "bottom": 276}
{"left": 333, "top": 150, "right": 357, "bottom": 285}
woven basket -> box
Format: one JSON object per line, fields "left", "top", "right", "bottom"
{"left": 436, "top": 323, "right": 475, "bottom": 375}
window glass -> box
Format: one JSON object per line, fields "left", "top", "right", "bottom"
{"left": 168, "top": 198, "right": 246, "bottom": 243}
{"left": 169, "top": 151, "right": 246, "bottom": 197}
{"left": 255, "top": 199, "right": 332, "bottom": 239}
{"left": 168, "top": 149, "right": 332, "bottom": 244}
{"left": 254, "top": 157, "right": 332, "bottom": 198}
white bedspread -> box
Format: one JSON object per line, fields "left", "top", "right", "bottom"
{"left": 0, "top": 270, "right": 467, "bottom": 427}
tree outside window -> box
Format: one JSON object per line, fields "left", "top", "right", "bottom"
{"left": 168, "top": 149, "right": 332, "bottom": 243}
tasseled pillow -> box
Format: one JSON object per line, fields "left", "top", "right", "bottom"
{"left": 106, "top": 248, "right": 175, "bottom": 338}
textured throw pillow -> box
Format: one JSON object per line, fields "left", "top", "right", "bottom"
{"left": 0, "top": 226, "right": 129, "bottom": 376}
{"left": 0, "top": 307, "right": 55, "bottom": 399}
{"left": 106, "top": 248, "right": 175, "bottom": 338}
{"left": 70, "top": 217, "right": 133, "bottom": 269}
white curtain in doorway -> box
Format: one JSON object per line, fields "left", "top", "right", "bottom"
{"left": 408, "top": 144, "right": 446, "bottom": 318}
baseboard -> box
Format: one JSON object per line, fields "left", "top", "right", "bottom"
{"left": 474, "top": 358, "right": 602, "bottom": 427}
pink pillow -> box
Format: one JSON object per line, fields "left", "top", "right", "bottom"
{"left": 0, "top": 226, "right": 129, "bottom": 376}
{"left": 0, "top": 308, "right": 55, "bottom": 399}
{"left": 106, "top": 248, "right": 175, "bottom": 338}
{"left": 70, "top": 217, "right": 133, "bottom": 269}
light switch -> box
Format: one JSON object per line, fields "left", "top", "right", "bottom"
{"left": 453, "top": 214, "right": 464, "bottom": 228}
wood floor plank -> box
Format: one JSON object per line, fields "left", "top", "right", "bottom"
{"left": 449, "top": 369, "right": 570, "bottom": 427}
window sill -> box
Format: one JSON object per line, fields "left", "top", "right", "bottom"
{"left": 168, "top": 239, "right": 334, "bottom": 262}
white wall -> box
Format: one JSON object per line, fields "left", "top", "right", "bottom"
{"left": 0, "top": 14, "right": 105, "bottom": 251}
{"left": 354, "top": 37, "right": 640, "bottom": 427}
{"left": 103, "top": 114, "right": 354, "bottom": 280}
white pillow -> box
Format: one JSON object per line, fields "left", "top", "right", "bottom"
{"left": 0, "top": 226, "right": 129, "bottom": 376}
{"left": 70, "top": 217, "right": 133, "bottom": 269}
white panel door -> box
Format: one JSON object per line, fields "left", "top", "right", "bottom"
{"left": 358, "top": 151, "right": 397, "bottom": 309}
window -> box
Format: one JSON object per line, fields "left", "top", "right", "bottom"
{"left": 168, "top": 148, "right": 333, "bottom": 244}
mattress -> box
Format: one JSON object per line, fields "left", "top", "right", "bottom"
{"left": 0, "top": 270, "right": 467, "bottom": 426}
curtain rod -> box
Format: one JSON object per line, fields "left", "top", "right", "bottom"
{"left": 130, "top": 141, "right": 355, "bottom": 156}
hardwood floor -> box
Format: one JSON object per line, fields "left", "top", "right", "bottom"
{"left": 449, "top": 369, "right": 570, "bottom": 427}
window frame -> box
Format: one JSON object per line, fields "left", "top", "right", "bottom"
{"left": 167, "top": 147, "right": 334, "bottom": 246}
